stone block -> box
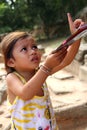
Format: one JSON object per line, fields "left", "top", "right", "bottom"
{"left": 0, "top": 81, "right": 7, "bottom": 104}
{"left": 65, "top": 59, "right": 81, "bottom": 75}
{"left": 79, "top": 66, "right": 87, "bottom": 82}
{"left": 75, "top": 43, "right": 87, "bottom": 64}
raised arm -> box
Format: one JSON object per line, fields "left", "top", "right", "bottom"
{"left": 51, "top": 13, "right": 85, "bottom": 74}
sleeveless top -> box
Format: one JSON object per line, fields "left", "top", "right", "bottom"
{"left": 8, "top": 71, "right": 59, "bottom": 130}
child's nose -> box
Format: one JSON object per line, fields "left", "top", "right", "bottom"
{"left": 30, "top": 49, "right": 37, "bottom": 55}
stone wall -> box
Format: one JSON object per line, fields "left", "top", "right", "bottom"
{"left": 65, "top": 40, "right": 87, "bottom": 82}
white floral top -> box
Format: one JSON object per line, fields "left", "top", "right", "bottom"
{"left": 8, "top": 71, "right": 59, "bottom": 130}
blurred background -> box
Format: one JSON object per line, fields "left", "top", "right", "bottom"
{"left": 0, "top": 0, "right": 87, "bottom": 41}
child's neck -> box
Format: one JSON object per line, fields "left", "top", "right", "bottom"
{"left": 16, "top": 70, "right": 36, "bottom": 81}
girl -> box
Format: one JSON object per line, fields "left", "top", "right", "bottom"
{"left": 1, "top": 13, "right": 84, "bottom": 130}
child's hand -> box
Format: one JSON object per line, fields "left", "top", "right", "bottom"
{"left": 44, "top": 47, "right": 67, "bottom": 70}
{"left": 67, "top": 13, "right": 84, "bottom": 34}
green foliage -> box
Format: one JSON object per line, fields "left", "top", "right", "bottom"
{"left": 0, "top": 26, "right": 12, "bottom": 33}
{"left": 0, "top": 0, "right": 87, "bottom": 38}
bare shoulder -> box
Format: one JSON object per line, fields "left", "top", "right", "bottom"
{"left": 6, "top": 73, "right": 20, "bottom": 88}
{"left": 6, "top": 73, "right": 18, "bottom": 104}
{"left": 6, "top": 72, "right": 24, "bottom": 101}
{"left": 6, "top": 73, "right": 17, "bottom": 82}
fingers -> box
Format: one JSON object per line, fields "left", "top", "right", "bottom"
{"left": 45, "top": 47, "right": 67, "bottom": 69}
{"left": 67, "top": 13, "right": 73, "bottom": 28}
{"left": 54, "top": 48, "right": 67, "bottom": 66}
{"left": 52, "top": 47, "right": 67, "bottom": 56}
{"left": 51, "top": 44, "right": 68, "bottom": 54}
{"left": 56, "top": 48, "right": 67, "bottom": 59}
{"left": 74, "top": 19, "right": 85, "bottom": 28}
{"left": 67, "top": 13, "right": 75, "bottom": 34}
{"left": 53, "top": 47, "right": 67, "bottom": 62}
{"left": 67, "top": 13, "right": 84, "bottom": 34}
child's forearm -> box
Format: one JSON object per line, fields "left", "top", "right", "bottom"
{"left": 65, "top": 39, "right": 81, "bottom": 63}
{"left": 22, "top": 65, "right": 50, "bottom": 100}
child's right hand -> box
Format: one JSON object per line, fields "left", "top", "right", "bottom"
{"left": 67, "top": 13, "right": 84, "bottom": 34}
{"left": 43, "top": 47, "right": 67, "bottom": 70}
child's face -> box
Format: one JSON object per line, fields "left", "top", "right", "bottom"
{"left": 7, "top": 37, "right": 41, "bottom": 72}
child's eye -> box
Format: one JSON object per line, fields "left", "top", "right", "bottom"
{"left": 21, "top": 47, "right": 27, "bottom": 51}
{"left": 32, "top": 45, "right": 38, "bottom": 50}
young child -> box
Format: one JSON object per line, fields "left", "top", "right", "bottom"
{"left": 1, "top": 13, "right": 84, "bottom": 130}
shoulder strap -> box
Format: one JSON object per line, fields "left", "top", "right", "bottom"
{"left": 13, "top": 71, "right": 26, "bottom": 84}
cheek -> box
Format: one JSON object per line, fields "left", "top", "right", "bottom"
{"left": 38, "top": 53, "right": 42, "bottom": 60}
{"left": 12, "top": 50, "right": 19, "bottom": 58}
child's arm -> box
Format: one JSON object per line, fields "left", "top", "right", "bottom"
{"left": 51, "top": 13, "right": 84, "bottom": 74}
{"left": 6, "top": 13, "right": 84, "bottom": 101}
{"left": 51, "top": 40, "right": 80, "bottom": 74}
{"left": 6, "top": 47, "right": 66, "bottom": 101}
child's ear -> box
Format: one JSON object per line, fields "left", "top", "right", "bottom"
{"left": 7, "top": 58, "right": 15, "bottom": 67}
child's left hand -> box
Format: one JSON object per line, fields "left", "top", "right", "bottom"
{"left": 67, "top": 13, "right": 85, "bottom": 34}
